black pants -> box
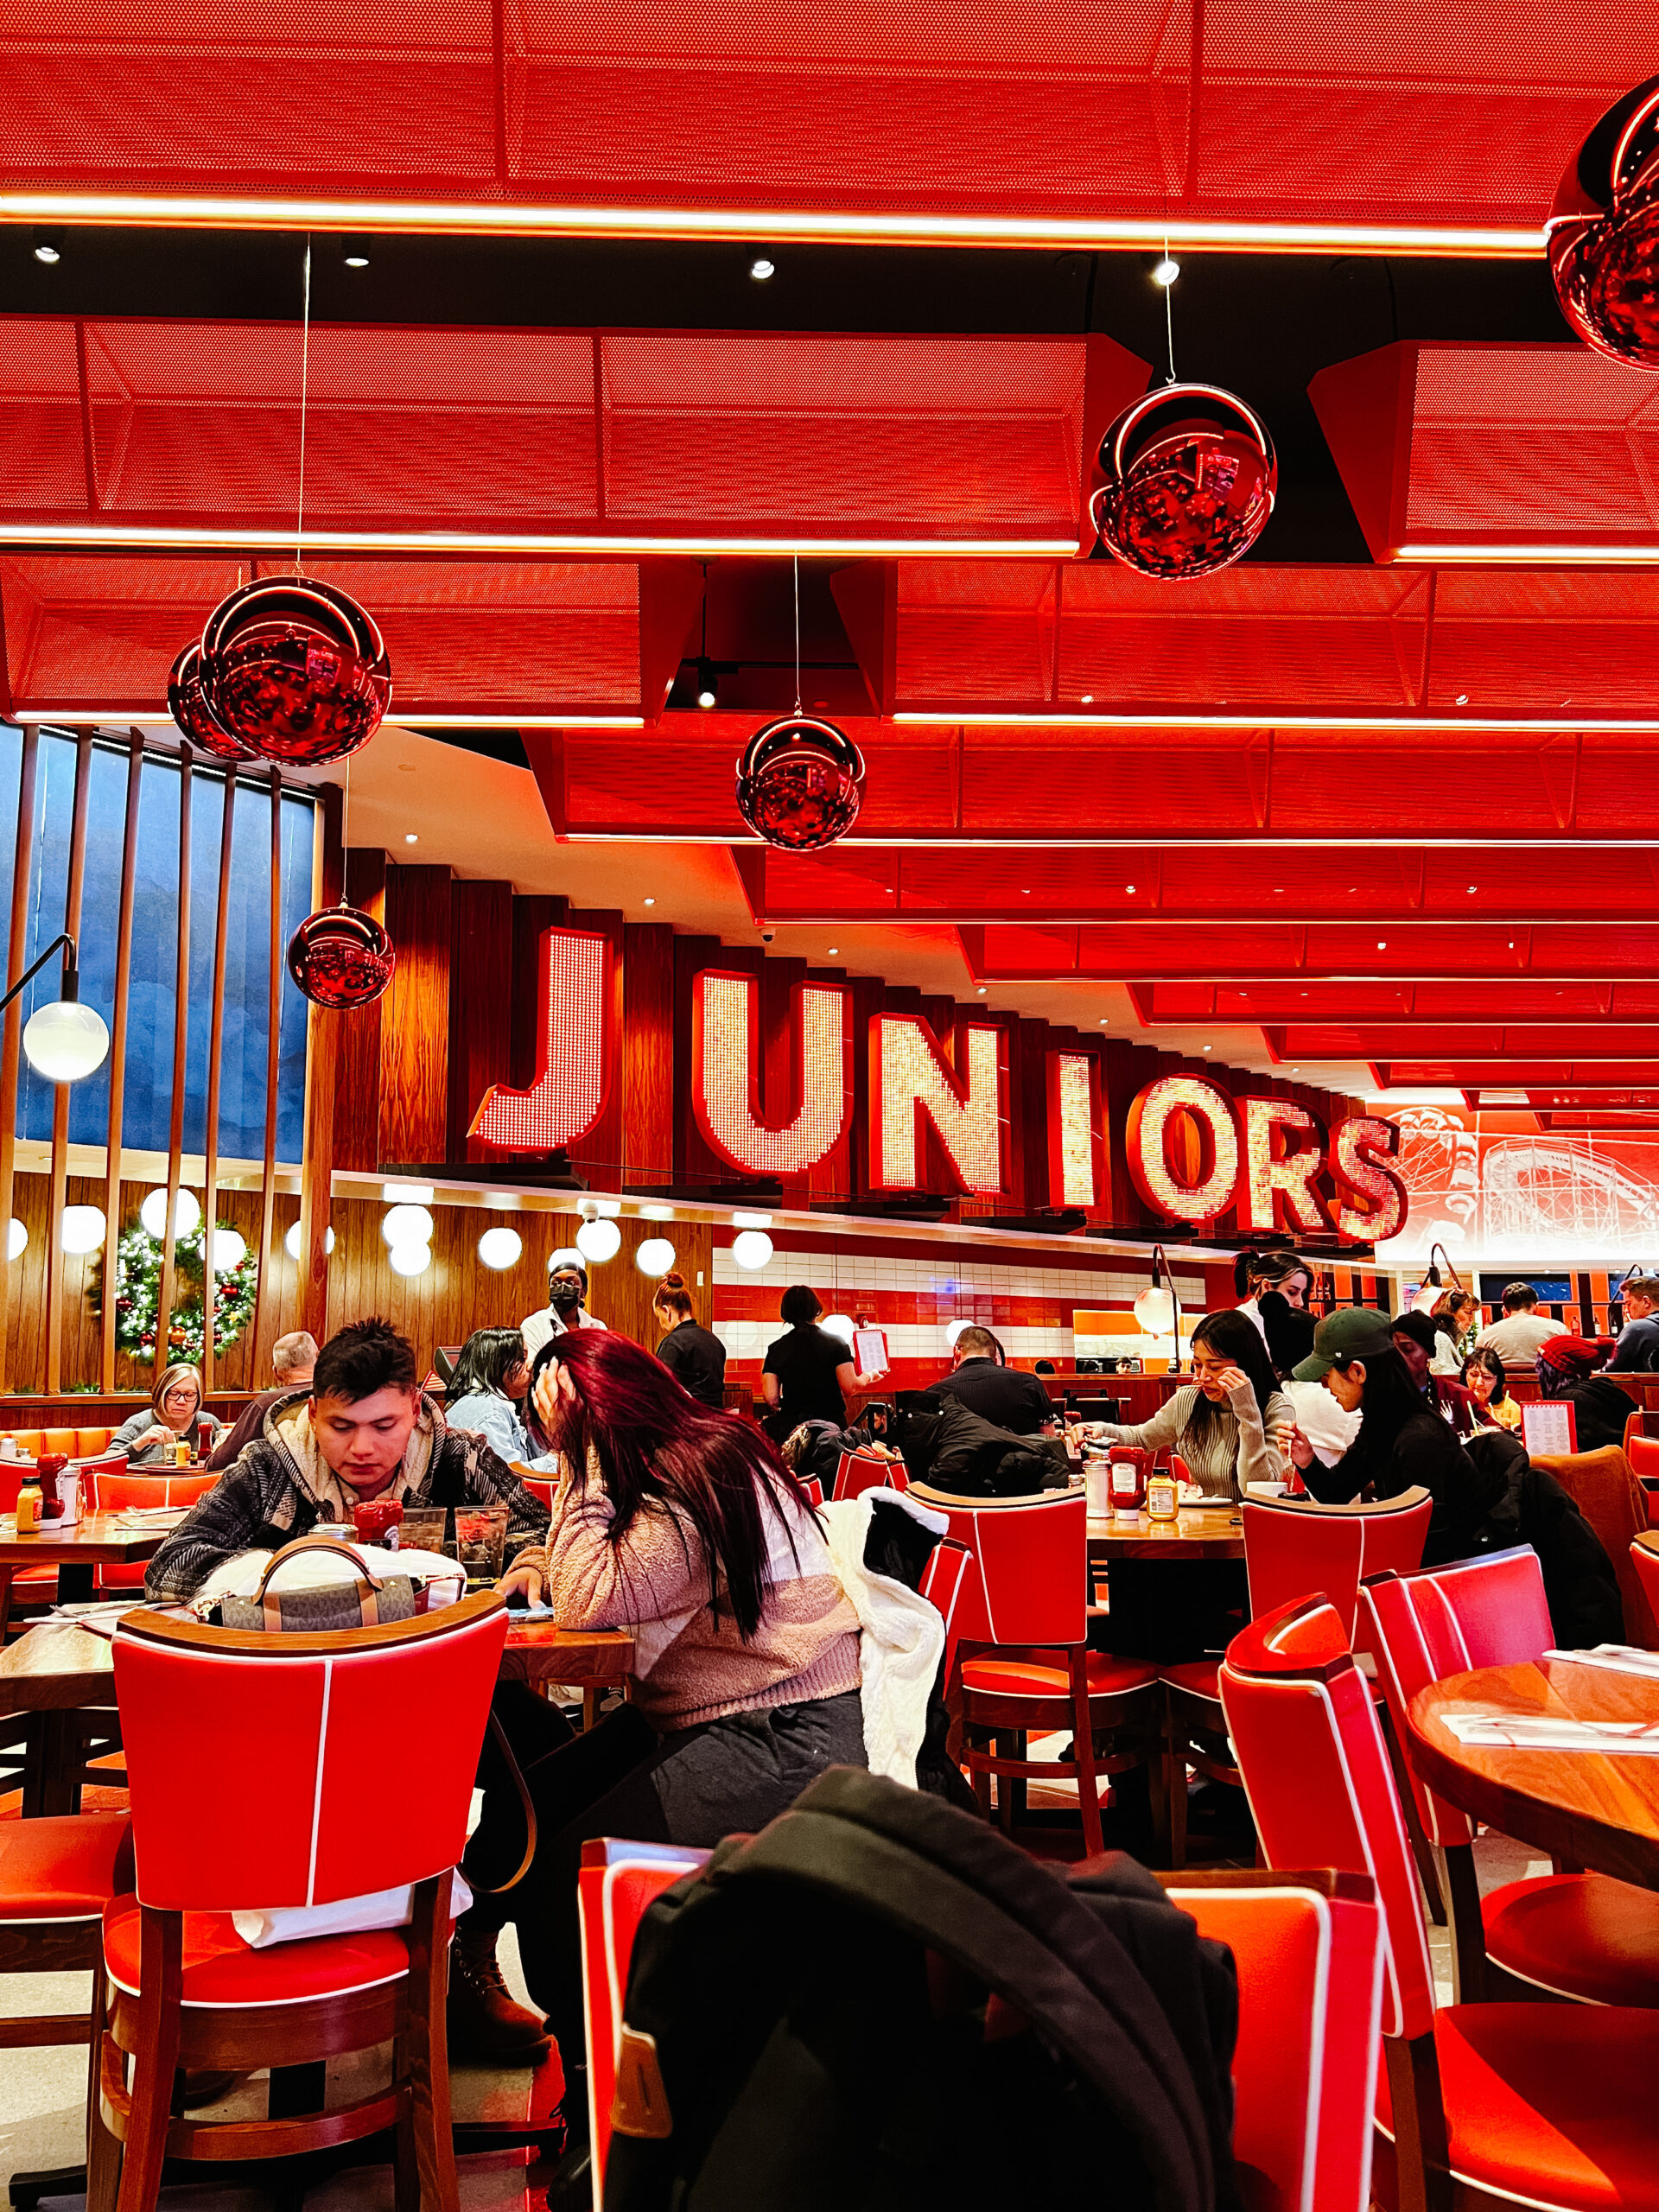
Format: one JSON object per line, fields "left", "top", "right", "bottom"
{"left": 464, "top": 1683, "right": 867, "bottom": 2055}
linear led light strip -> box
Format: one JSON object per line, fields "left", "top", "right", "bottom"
{"left": 1396, "top": 543, "right": 1659, "bottom": 563}
{"left": 0, "top": 522, "right": 1078, "bottom": 559}
{"left": 895, "top": 710, "right": 1659, "bottom": 733}
{"left": 0, "top": 194, "right": 1545, "bottom": 257}
{"left": 25, "top": 708, "right": 645, "bottom": 728}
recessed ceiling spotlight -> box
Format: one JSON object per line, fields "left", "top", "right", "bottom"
{"left": 1125, "top": 883, "right": 1135, "bottom": 893}
{"left": 750, "top": 255, "right": 776, "bottom": 281}
{"left": 1099, "top": 1017, "right": 1109, "bottom": 1024}
{"left": 1376, "top": 939, "right": 1387, "bottom": 949}
{"left": 1204, "top": 1044, "right": 1211, "bottom": 1051}
{"left": 32, "top": 227, "right": 63, "bottom": 265}
{"left": 404, "top": 832, "right": 418, "bottom": 843}
{"left": 342, "top": 236, "right": 371, "bottom": 268}
{"left": 827, "top": 945, "right": 838, "bottom": 954}
{"left": 976, "top": 986, "right": 987, "bottom": 995}
{"left": 1152, "top": 256, "right": 1180, "bottom": 286}
{"left": 1455, "top": 694, "right": 1469, "bottom": 705}
{"left": 1080, "top": 693, "right": 1094, "bottom": 703}
{"left": 643, "top": 896, "right": 656, "bottom": 906}
{"left": 696, "top": 659, "right": 718, "bottom": 709}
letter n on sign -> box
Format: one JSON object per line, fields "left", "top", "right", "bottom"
{"left": 469, "top": 928, "right": 613, "bottom": 1152}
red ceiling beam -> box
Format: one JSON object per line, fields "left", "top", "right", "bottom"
{"left": 1271, "top": 1027, "right": 1659, "bottom": 1061}
{"left": 963, "top": 922, "right": 1659, "bottom": 982}
{"left": 1379, "top": 1062, "right": 1659, "bottom": 1086}
{"left": 1132, "top": 982, "right": 1659, "bottom": 1024}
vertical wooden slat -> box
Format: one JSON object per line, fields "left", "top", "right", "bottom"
{"left": 333, "top": 849, "right": 387, "bottom": 1172}
{"left": 376, "top": 862, "right": 454, "bottom": 1168}
{"left": 44, "top": 731, "right": 93, "bottom": 1394}
{"left": 155, "top": 742, "right": 193, "bottom": 1378}
{"left": 0, "top": 725, "right": 39, "bottom": 1395}
{"left": 99, "top": 734, "right": 144, "bottom": 1393}
{"left": 297, "top": 785, "right": 343, "bottom": 1344}
{"left": 249, "top": 769, "right": 283, "bottom": 1374}
{"left": 200, "top": 767, "right": 237, "bottom": 1393}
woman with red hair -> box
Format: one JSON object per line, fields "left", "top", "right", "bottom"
{"left": 462, "top": 1327, "right": 862, "bottom": 2074}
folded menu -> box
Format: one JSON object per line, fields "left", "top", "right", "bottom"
{"left": 1543, "top": 1645, "right": 1659, "bottom": 1682}
{"left": 1441, "top": 1708, "right": 1659, "bottom": 1754}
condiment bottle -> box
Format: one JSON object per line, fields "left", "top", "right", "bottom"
{"left": 1108, "top": 1446, "right": 1148, "bottom": 1516}
{"left": 1146, "top": 1471, "right": 1179, "bottom": 1521}
{"left": 35, "top": 1452, "right": 68, "bottom": 1522}
{"left": 14, "top": 1475, "right": 42, "bottom": 1532}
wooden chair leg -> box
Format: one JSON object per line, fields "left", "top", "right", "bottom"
{"left": 1165, "top": 1704, "right": 1189, "bottom": 1872}
{"left": 1380, "top": 1700, "right": 1446, "bottom": 1925}
{"left": 115, "top": 1911, "right": 183, "bottom": 2212}
{"left": 1071, "top": 1657, "right": 1105, "bottom": 1859}
{"left": 406, "top": 1878, "right": 461, "bottom": 2212}
{"left": 391, "top": 2037, "right": 419, "bottom": 2212}
{"left": 86, "top": 1974, "right": 122, "bottom": 2212}
{"left": 1441, "top": 1841, "right": 1490, "bottom": 2005}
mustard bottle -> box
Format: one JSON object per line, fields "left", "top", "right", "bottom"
{"left": 14, "top": 1476, "right": 41, "bottom": 1532}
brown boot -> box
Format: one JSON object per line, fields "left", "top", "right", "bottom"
{"left": 446, "top": 1927, "right": 552, "bottom": 2066}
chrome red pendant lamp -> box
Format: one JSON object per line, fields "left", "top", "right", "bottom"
{"left": 736, "top": 715, "right": 865, "bottom": 850}
{"left": 1548, "top": 76, "right": 1659, "bottom": 368}
{"left": 169, "top": 576, "right": 391, "bottom": 769}
{"left": 285, "top": 904, "right": 397, "bottom": 1010}
{"left": 1090, "top": 383, "right": 1277, "bottom": 579}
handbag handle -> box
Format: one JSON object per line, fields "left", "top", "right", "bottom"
{"left": 254, "top": 1536, "right": 385, "bottom": 1601}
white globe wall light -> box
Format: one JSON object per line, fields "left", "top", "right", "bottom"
{"left": 635, "top": 1237, "right": 677, "bottom": 1277}
{"left": 11, "top": 933, "right": 109, "bottom": 1084}
{"left": 388, "top": 1243, "right": 432, "bottom": 1278}
{"left": 731, "top": 1230, "right": 774, "bottom": 1271}
{"left": 478, "top": 1226, "right": 524, "bottom": 1270}
{"left": 141, "top": 1187, "right": 202, "bottom": 1241}
{"left": 575, "top": 1217, "right": 622, "bottom": 1264}
{"left": 60, "top": 1205, "right": 107, "bottom": 1255}
{"left": 284, "top": 1222, "right": 335, "bottom": 1260}
{"left": 382, "top": 1204, "right": 435, "bottom": 1247}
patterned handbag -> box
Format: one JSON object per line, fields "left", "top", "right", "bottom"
{"left": 217, "top": 1536, "right": 417, "bottom": 1631}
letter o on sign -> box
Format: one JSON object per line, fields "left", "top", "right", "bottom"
{"left": 1127, "top": 1076, "right": 1240, "bottom": 1223}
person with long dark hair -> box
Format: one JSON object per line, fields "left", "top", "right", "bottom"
{"left": 444, "top": 1325, "right": 550, "bottom": 1467}
{"left": 467, "top": 1328, "right": 862, "bottom": 2071}
{"left": 1288, "top": 1308, "right": 1475, "bottom": 1554}
{"left": 1461, "top": 1345, "right": 1522, "bottom": 1432}
{"left": 1089, "top": 1308, "right": 1293, "bottom": 1502}
{"left": 1231, "top": 1248, "right": 1316, "bottom": 1375}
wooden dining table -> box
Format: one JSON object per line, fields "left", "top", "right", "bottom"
{"left": 0, "top": 1607, "right": 636, "bottom": 1815}
{"left": 1088, "top": 1505, "right": 1245, "bottom": 1560}
{"left": 0, "top": 1509, "right": 172, "bottom": 1605}
{"left": 1408, "top": 1657, "right": 1659, "bottom": 1891}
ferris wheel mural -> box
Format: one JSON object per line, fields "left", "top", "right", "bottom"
{"left": 1377, "top": 1108, "right": 1659, "bottom": 1263}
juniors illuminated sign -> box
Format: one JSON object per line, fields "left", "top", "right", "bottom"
{"left": 474, "top": 927, "right": 1407, "bottom": 1242}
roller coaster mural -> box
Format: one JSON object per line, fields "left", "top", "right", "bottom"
{"left": 1376, "top": 1107, "right": 1659, "bottom": 1263}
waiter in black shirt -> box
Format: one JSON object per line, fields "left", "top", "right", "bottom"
{"left": 928, "top": 1326, "right": 1058, "bottom": 1434}
{"left": 761, "top": 1285, "right": 857, "bottom": 1436}
{"left": 651, "top": 1272, "right": 728, "bottom": 1410}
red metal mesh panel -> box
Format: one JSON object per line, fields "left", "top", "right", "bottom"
{"left": 0, "top": 555, "right": 642, "bottom": 714}
{"left": 1420, "top": 849, "right": 1659, "bottom": 914}
{"left": 753, "top": 847, "right": 901, "bottom": 917}
{"left": 960, "top": 733, "right": 1265, "bottom": 832}
{"left": 601, "top": 336, "right": 1087, "bottom": 537}
{"left": 899, "top": 849, "right": 1162, "bottom": 913}
{"left": 1157, "top": 847, "right": 1427, "bottom": 915}
{"left": 1266, "top": 734, "right": 1573, "bottom": 835}
{"left": 1279, "top": 1025, "right": 1659, "bottom": 1059}
{"left": 1389, "top": 1063, "right": 1659, "bottom": 1084}
{"left": 1, "top": 0, "right": 1642, "bottom": 233}
{"left": 1537, "top": 925, "right": 1659, "bottom": 971}
{"left": 1076, "top": 923, "right": 1304, "bottom": 974}
{"left": 1306, "top": 924, "right": 1529, "bottom": 972}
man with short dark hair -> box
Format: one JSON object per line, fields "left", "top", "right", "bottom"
{"left": 1477, "top": 1281, "right": 1568, "bottom": 1364}
{"left": 926, "top": 1325, "right": 1057, "bottom": 1436}
{"left": 1610, "top": 1274, "right": 1659, "bottom": 1372}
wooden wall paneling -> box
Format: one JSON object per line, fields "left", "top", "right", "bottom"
{"left": 99, "top": 734, "right": 143, "bottom": 1392}
{"left": 672, "top": 933, "right": 724, "bottom": 1188}
{"left": 0, "top": 726, "right": 39, "bottom": 1391}
{"left": 298, "top": 785, "right": 345, "bottom": 1344}
{"left": 377, "top": 861, "right": 454, "bottom": 1168}
{"left": 564, "top": 906, "right": 625, "bottom": 1186}
{"left": 806, "top": 963, "right": 852, "bottom": 1207}
{"left": 448, "top": 878, "right": 514, "bottom": 1162}
{"left": 154, "top": 741, "right": 193, "bottom": 1381}
{"left": 43, "top": 730, "right": 92, "bottom": 1394}
{"left": 331, "top": 848, "right": 387, "bottom": 1173}
{"left": 508, "top": 894, "right": 563, "bottom": 1088}
{"left": 199, "top": 765, "right": 237, "bottom": 1393}
{"left": 248, "top": 771, "right": 287, "bottom": 1380}
{"left": 582, "top": 1214, "right": 715, "bottom": 1345}
{"left": 622, "top": 920, "right": 675, "bottom": 1188}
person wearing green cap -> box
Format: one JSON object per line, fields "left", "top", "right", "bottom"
{"left": 1287, "top": 1306, "right": 1477, "bottom": 1554}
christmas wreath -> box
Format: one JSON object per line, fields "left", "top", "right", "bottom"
{"left": 93, "top": 1222, "right": 259, "bottom": 1364}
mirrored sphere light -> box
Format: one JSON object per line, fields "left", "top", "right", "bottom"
{"left": 211, "top": 1229, "right": 248, "bottom": 1272}
{"left": 731, "top": 1229, "right": 775, "bottom": 1271}
{"left": 575, "top": 1217, "right": 622, "bottom": 1264}
{"left": 140, "top": 1187, "right": 202, "bottom": 1242}
{"left": 822, "top": 1312, "right": 855, "bottom": 1343}
{"left": 60, "top": 1204, "right": 107, "bottom": 1255}
{"left": 6, "top": 1217, "right": 26, "bottom": 1262}
{"left": 388, "top": 1241, "right": 432, "bottom": 1279}
{"left": 478, "top": 1226, "right": 524, "bottom": 1270}
{"left": 22, "top": 999, "right": 110, "bottom": 1083}
{"left": 382, "top": 1203, "right": 435, "bottom": 1247}
{"left": 284, "top": 1221, "right": 335, "bottom": 1261}
{"left": 1092, "top": 385, "right": 1276, "bottom": 581}
{"left": 635, "top": 1236, "right": 677, "bottom": 1278}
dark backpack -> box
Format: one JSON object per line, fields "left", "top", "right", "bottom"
{"left": 603, "top": 1767, "right": 1239, "bottom": 2212}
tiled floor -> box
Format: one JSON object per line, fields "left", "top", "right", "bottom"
{"left": 0, "top": 1923, "right": 564, "bottom": 2212}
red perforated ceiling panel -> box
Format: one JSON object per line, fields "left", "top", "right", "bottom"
{"left": 0, "top": 0, "right": 1640, "bottom": 238}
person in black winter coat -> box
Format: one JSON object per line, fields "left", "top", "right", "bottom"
{"left": 1454, "top": 1428, "right": 1624, "bottom": 1649}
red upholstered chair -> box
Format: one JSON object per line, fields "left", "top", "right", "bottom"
{"left": 577, "top": 1834, "right": 1385, "bottom": 2212}
{"left": 832, "top": 1450, "right": 908, "bottom": 1503}
{"left": 1635, "top": 1529, "right": 1659, "bottom": 1618}
{"left": 1364, "top": 1547, "right": 1659, "bottom": 2006}
{"left": 918, "top": 1535, "right": 972, "bottom": 1641}
{"left": 99, "top": 1591, "right": 511, "bottom": 2212}
{"left": 578, "top": 1840, "right": 709, "bottom": 2200}
{"left": 1222, "top": 1593, "right": 1659, "bottom": 2212}
{"left": 86, "top": 1466, "right": 216, "bottom": 1593}
{"left": 1629, "top": 1433, "right": 1659, "bottom": 1525}
{"left": 908, "top": 1484, "right": 1156, "bottom": 1859}
{"left": 1159, "top": 1489, "right": 1433, "bottom": 1871}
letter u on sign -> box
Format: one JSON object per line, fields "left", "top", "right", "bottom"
{"left": 692, "top": 971, "right": 850, "bottom": 1176}
{"left": 469, "top": 928, "right": 613, "bottom": 1151}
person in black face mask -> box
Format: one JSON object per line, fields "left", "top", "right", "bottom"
{"left": 521, "top": 1255, "right": 609, "bottom": 1361}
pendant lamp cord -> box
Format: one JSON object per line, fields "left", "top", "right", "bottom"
{"left": 295, "top": 236, "right": 312, "bottom": 573}
{"left": 793, "top": 552, "right": 802, "bottom": 719}
{"left": 1164, "top": 231, "right": 1177, "bottom": 385}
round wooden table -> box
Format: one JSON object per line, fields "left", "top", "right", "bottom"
{"left": 1408, "top": 1658, "right": 1659, "bottom": 1891}
{"left": 1088, "top": 1507, "right": 1244, "bottom": 1560}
